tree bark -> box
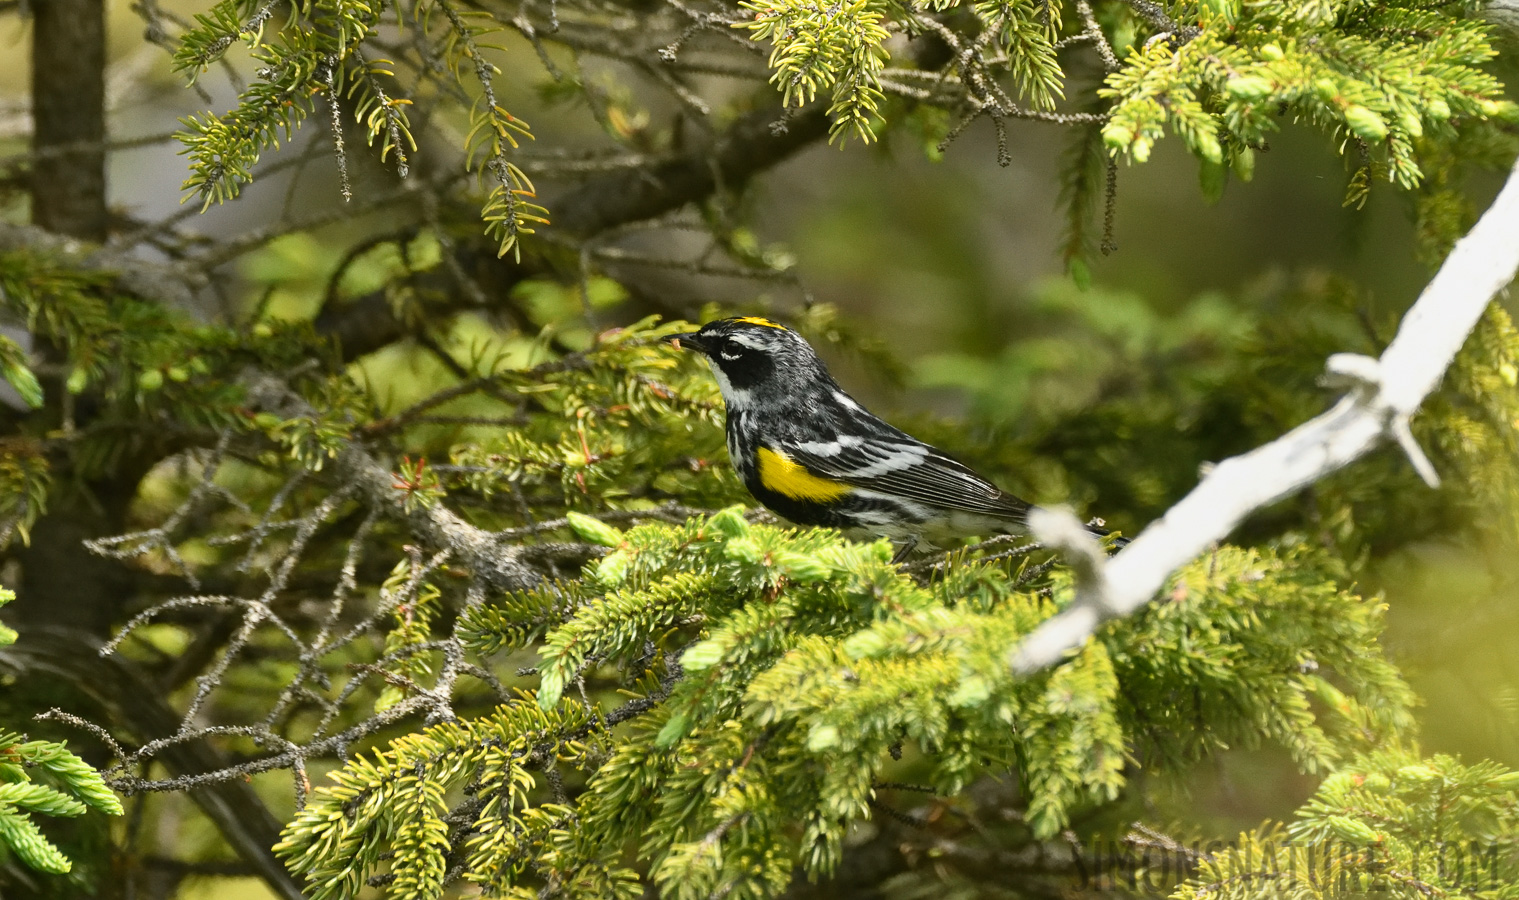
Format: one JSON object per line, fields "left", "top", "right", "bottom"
{"left": 31, "top": 0, "right": 108, "bottom": 241}
{"left": 14, "top": 0, "right": 123, "bottom": 641}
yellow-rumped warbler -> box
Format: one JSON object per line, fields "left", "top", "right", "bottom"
{"left": 665, "top": 316, "right": 1122, "bottom": 559}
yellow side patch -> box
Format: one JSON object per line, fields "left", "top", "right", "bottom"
{"left": 757, "top": 448, "right": 850, "bottom": 502}
{"left": 733, "top": 316, "right": 787, "bottom": 330}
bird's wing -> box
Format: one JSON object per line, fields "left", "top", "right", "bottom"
{"left": 776, "top": 436, "right": 1030, "bottom": 519}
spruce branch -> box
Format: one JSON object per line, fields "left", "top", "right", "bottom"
{"left": 172, "top": 0, "right": 283, "bottom": 77}
{"left": 433, "top": 0, "right": 547, "bottom": 259}
{"left": 321, "top": 54, "right": 353, "bottom": 203}
{"left": 6, "top": 0, "right": 1517, "bottom": 896}
{"left": 311, "top": 101, "right": 830, "bottom": 362}
{"left": 740, "top": 0, "right": 891, "bottom": 143}
{"left": 1013, "top": 151, "right": 1519, "bottom": 673}
{"left": 0, "top": 594, "right": 122, "bottom": 876}
{"left": 240, "top": 368, "right": 543, "bottom": 592}
{"left": 349, "top": 46, "right": 413, "bottom": 178}
{"left": 1074, "top": 0, "right": 1118, "bottom": 72}
{"left": 0, "top": 631, "right": 304, "bottom": 900}
{"left": 1121, "top": 0, "right": 1200, "bottom": 44}
{"left": 1176, "top": 750, "right": 1519, "bottom": 898}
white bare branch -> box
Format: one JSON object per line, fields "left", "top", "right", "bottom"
{"left": 1011, "top": 153, "right": 1519, "bottom": 673}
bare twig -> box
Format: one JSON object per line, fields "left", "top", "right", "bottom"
{"left": 1123, "top": 0, "right": 1202, "bottom": 44}
{"left": 1011, "top": 153, "right": 1519, "bottom": 672}
{"left": 1075, "top": 0, "right": 1120, "bottom": 71}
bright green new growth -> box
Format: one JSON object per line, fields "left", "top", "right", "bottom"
{"left": 0, "top": 248, "right": 358, "bottom": 546}
{"left": 740, "top": 0, "right": 1512, "bottom": 213}
{"left": 0, "top": 590, "right": 123, "bottom": 876}
{"left": 1100, "top": 2, "right": 1514, "bottom": 205}
{"left": 174, "top": 0, "right": 545, "bottom": 257}
{"left": 162, "top": 0, "right": 1517, "bottom": 275}
{"left": 741, "top": 0, "right": 1064, "bottom": 144}
{"left": 280, "top": 513, "right": 1416, "bottom": 898}
{"left": 0, "top": 591, "right": 14, "bottom": 649}
{"left": 273, "top": 702, "right": 629, "bottom": 900}
{"left": 1177, "top": 748, "right": 1519, "bottom": 898}
{"left": 8, "top": 223, "right": 1517, "bottom": 897}
{"left": 4, "top": 0, "right": 1516, "bottom": 893}
{"left": 0, "top": 335, "right": 43, "bottom": 411}
{"left": 374, "top": 558, "right": 446, "bottom": 713}
{"left": 174, "top": 0, "right": 388, "bottom": 208}
{"left": 742, "top": 0, "right": 892, "bottom": 144}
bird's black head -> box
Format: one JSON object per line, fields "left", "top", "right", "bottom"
{"left": 663, "top": 317, "right": 829, "bottom": 410}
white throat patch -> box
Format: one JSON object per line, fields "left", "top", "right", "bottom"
{"left": 704, "top": 358, "right": 752, "bottom": 408}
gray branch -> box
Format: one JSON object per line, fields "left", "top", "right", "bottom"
{"left": 1012, "top": 151, "right": 1519, "bottom": 673}
{"left": 240, "top": 369, "right": 542, "bottom": 592}
{"left": 0, "top": 630, "right": 307, "bottom": 900}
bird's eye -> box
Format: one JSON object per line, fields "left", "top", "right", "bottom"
{"left": 718, "top": 341, "right": 743, "bottom": 361}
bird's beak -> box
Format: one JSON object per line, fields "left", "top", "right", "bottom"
{"left": 663, "top": 331, "right": 709, "bottom": 354}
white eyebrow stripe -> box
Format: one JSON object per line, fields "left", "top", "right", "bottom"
{"left": 729, "top": 333, "right": 766, "bottom": 350}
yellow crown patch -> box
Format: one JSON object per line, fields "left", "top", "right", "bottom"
{"left": 732, "top": 316, "right": 787, "bottom": 330}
